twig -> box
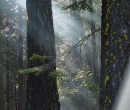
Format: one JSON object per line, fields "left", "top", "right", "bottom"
{"left": 20, "top": 28, "right": 101, "bottom": 73}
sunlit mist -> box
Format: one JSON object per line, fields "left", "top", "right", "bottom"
{"left": 113, "top": 60, "right": 130, "bottom": 110}
{"left": 6, "top": 0, "right": 101, "bottom": 110}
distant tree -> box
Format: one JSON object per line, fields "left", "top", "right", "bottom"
{"left": 100, "top": 0, "right": 130, "bottom": 109}
{"left": 5, "top": 20, "right": 10, "bottom": 110}
{"left": 88, "top": 0, "right": 99, "bottom": 84}
{"left": 0, "top": 0, "right": 26, "bottom": 109}
{"left": 17, "top": 6, "right": 26, "bottom": 110}
{"left": 26, "top": 0, "right": 60, "bottom": 109}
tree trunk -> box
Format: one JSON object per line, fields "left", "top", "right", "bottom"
{"left": 0, "top": 37, "right": 4, "bottom": 109}
{"left": 0, "top": 72, "right": 4, "bottom": 109}
{"left": 6, "top": 39, "right": 10, "bottom": 110}
{"left": 100, "top": 0, "right": 130, "bottom": 109}
{"left": 89, "top": 0, "right": 99, "bottom": 84}
{"left": 18, "top": 34, "right": 24, "bottom": 110}
{"left": 26, "top": 0, "right": 60, "bottom": 110}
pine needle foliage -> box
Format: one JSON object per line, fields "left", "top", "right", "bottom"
{"left": 63, "top": 0, "right": 94, "bottom": 12}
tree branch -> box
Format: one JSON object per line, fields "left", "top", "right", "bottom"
{"left": 18, "top": 28, "right": 101, "bottom": 75}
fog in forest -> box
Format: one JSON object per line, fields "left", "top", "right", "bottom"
{"left": 1, "top": 0, "right": 130, "bottom": 110}
{"left": 0, "top": 0, "right": 102, "bottom": 109}
{"left": 52, "top": 4, "right": 101, "bottom": 110}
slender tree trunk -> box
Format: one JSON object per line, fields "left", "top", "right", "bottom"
{"left": 14, "top": 74, "right": 18, "bottom": 110}
{"left": 89, "top": 0, "right": 99, "bottom": 84}
{"left": 26, "top": 0, "right": 60, "bottom": 109}
{"left": 0, "top": 73, "right": 4, "bottom": 109}
{"left": 18, "top": 34, "right": 24, "bottom": 110}
{"left": 6, "top": 39, "right": 10, "bottom": 110}
{"left": 0, "top": 41, "right": 4, "bottom": 109}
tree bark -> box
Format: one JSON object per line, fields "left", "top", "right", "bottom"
{"left": 26, "top": 0, "right": 60, "bottom": 110}
{"left": 100, "top": 0, "right": 130, "bottom": 109}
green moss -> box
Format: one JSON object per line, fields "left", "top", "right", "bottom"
{"left": 105, "top": 96, "right": 111, "bottom": 104}
{"left": 106, "top": 40, "right": 109, "bottom": 46}
{"left": 113, "top": 56, "right": 116, "bottom": 60}
{"left": 111, "top": 53, "right": 113, "bottom": 56}
{"left": 109, "top": 99, "right": 111, "bottom": 103}
{"left": 107, "top": 6, "right": 111, "bottom": 14}
{"left": 18, "top": 67, "right": 44, "bottom": 75}
{"left": 112, "top": 37, "right": 114, "bottom": 40}
{"left": 104, "top": 23, "right": 109, "bottom": 35}
{"left": 105, "top": 59, "right": 109, "bottom": 65}
{"left": 119, "top": 44, "right": 123, "bottom": 50}
{"left": 113, "top": 32, "right": 116, "bottom": 35}
{"left": 104, "top": 76, "right": 110, "bottom": 85}
{"left": 117, "top": 38, "right": 122, "bottom": 43}
{"left": 124, "top": 34, "right": 128, "bottom": 40}
{"left": 18, "top": 54, "right": 55, "bottom": 75}
{"left": 30, "top": 53, "right": 47, "bottom": 63}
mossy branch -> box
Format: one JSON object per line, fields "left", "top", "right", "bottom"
{"left": 18, "top": 54, "right": 56, "bottom": 75}
{"left": 18, "top": 67, "right": 45, "bottom": 75}
{"left": 29, "top": 53, "right": 47, "bottom": 63}
{"left": 18, "top": 28, "right": 101, "bottom": 76}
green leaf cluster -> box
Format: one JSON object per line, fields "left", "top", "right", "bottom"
{"left": 49, "top": 69, "right": 64, "bottom": 79}
{"left": 63, "top": 0, "right": 94, "bottom": 12}
{"left": 83, "top": 81, "right": 102, "bottom": 92}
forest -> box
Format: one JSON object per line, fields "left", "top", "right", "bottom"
{"left": 0, "top": 0, "right": 130, "bottom": 110}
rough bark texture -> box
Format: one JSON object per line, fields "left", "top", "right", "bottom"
{"left": 100, "top": 0, "right": 130, "bottom": 109}
{"left": 26, "top": 0, "right": 60, "bottom": 110}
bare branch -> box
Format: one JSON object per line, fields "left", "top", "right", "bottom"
{"left": 19, "top": 28, "right": 101, "bottom": 74}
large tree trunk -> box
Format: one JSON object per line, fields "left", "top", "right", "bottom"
{"left": 26, "top": 0, "right": 60, "bottom": 110}
{"left": 100, "top": 0, "right": 130, "bottom": 109}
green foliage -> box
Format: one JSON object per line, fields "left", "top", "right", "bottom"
{"left": 18, "top": 67, "right": 44, "bottom": 75}
{"left": 63, "top": 0, "right": 94, "bottom": 12}
{"left": 49, "top": 70, "right": 60, "bottom": 78}
{"left": 49, "top": 69, "right": 64, "bottom": 78}
{"left": 85, "top": 70, "right": 93, "bottom": 75}
{"left": 71, "top": 69, "right": 101, "bottom": 92}
{"left": 83, "top": 80, "right": 102, "bottom": 92}
{"left": 30, "top": 53, "right": 46, "bottom": 63}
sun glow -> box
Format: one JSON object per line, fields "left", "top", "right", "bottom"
{"left": 113, "top": 60, "right": 130, "bottom": 110}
